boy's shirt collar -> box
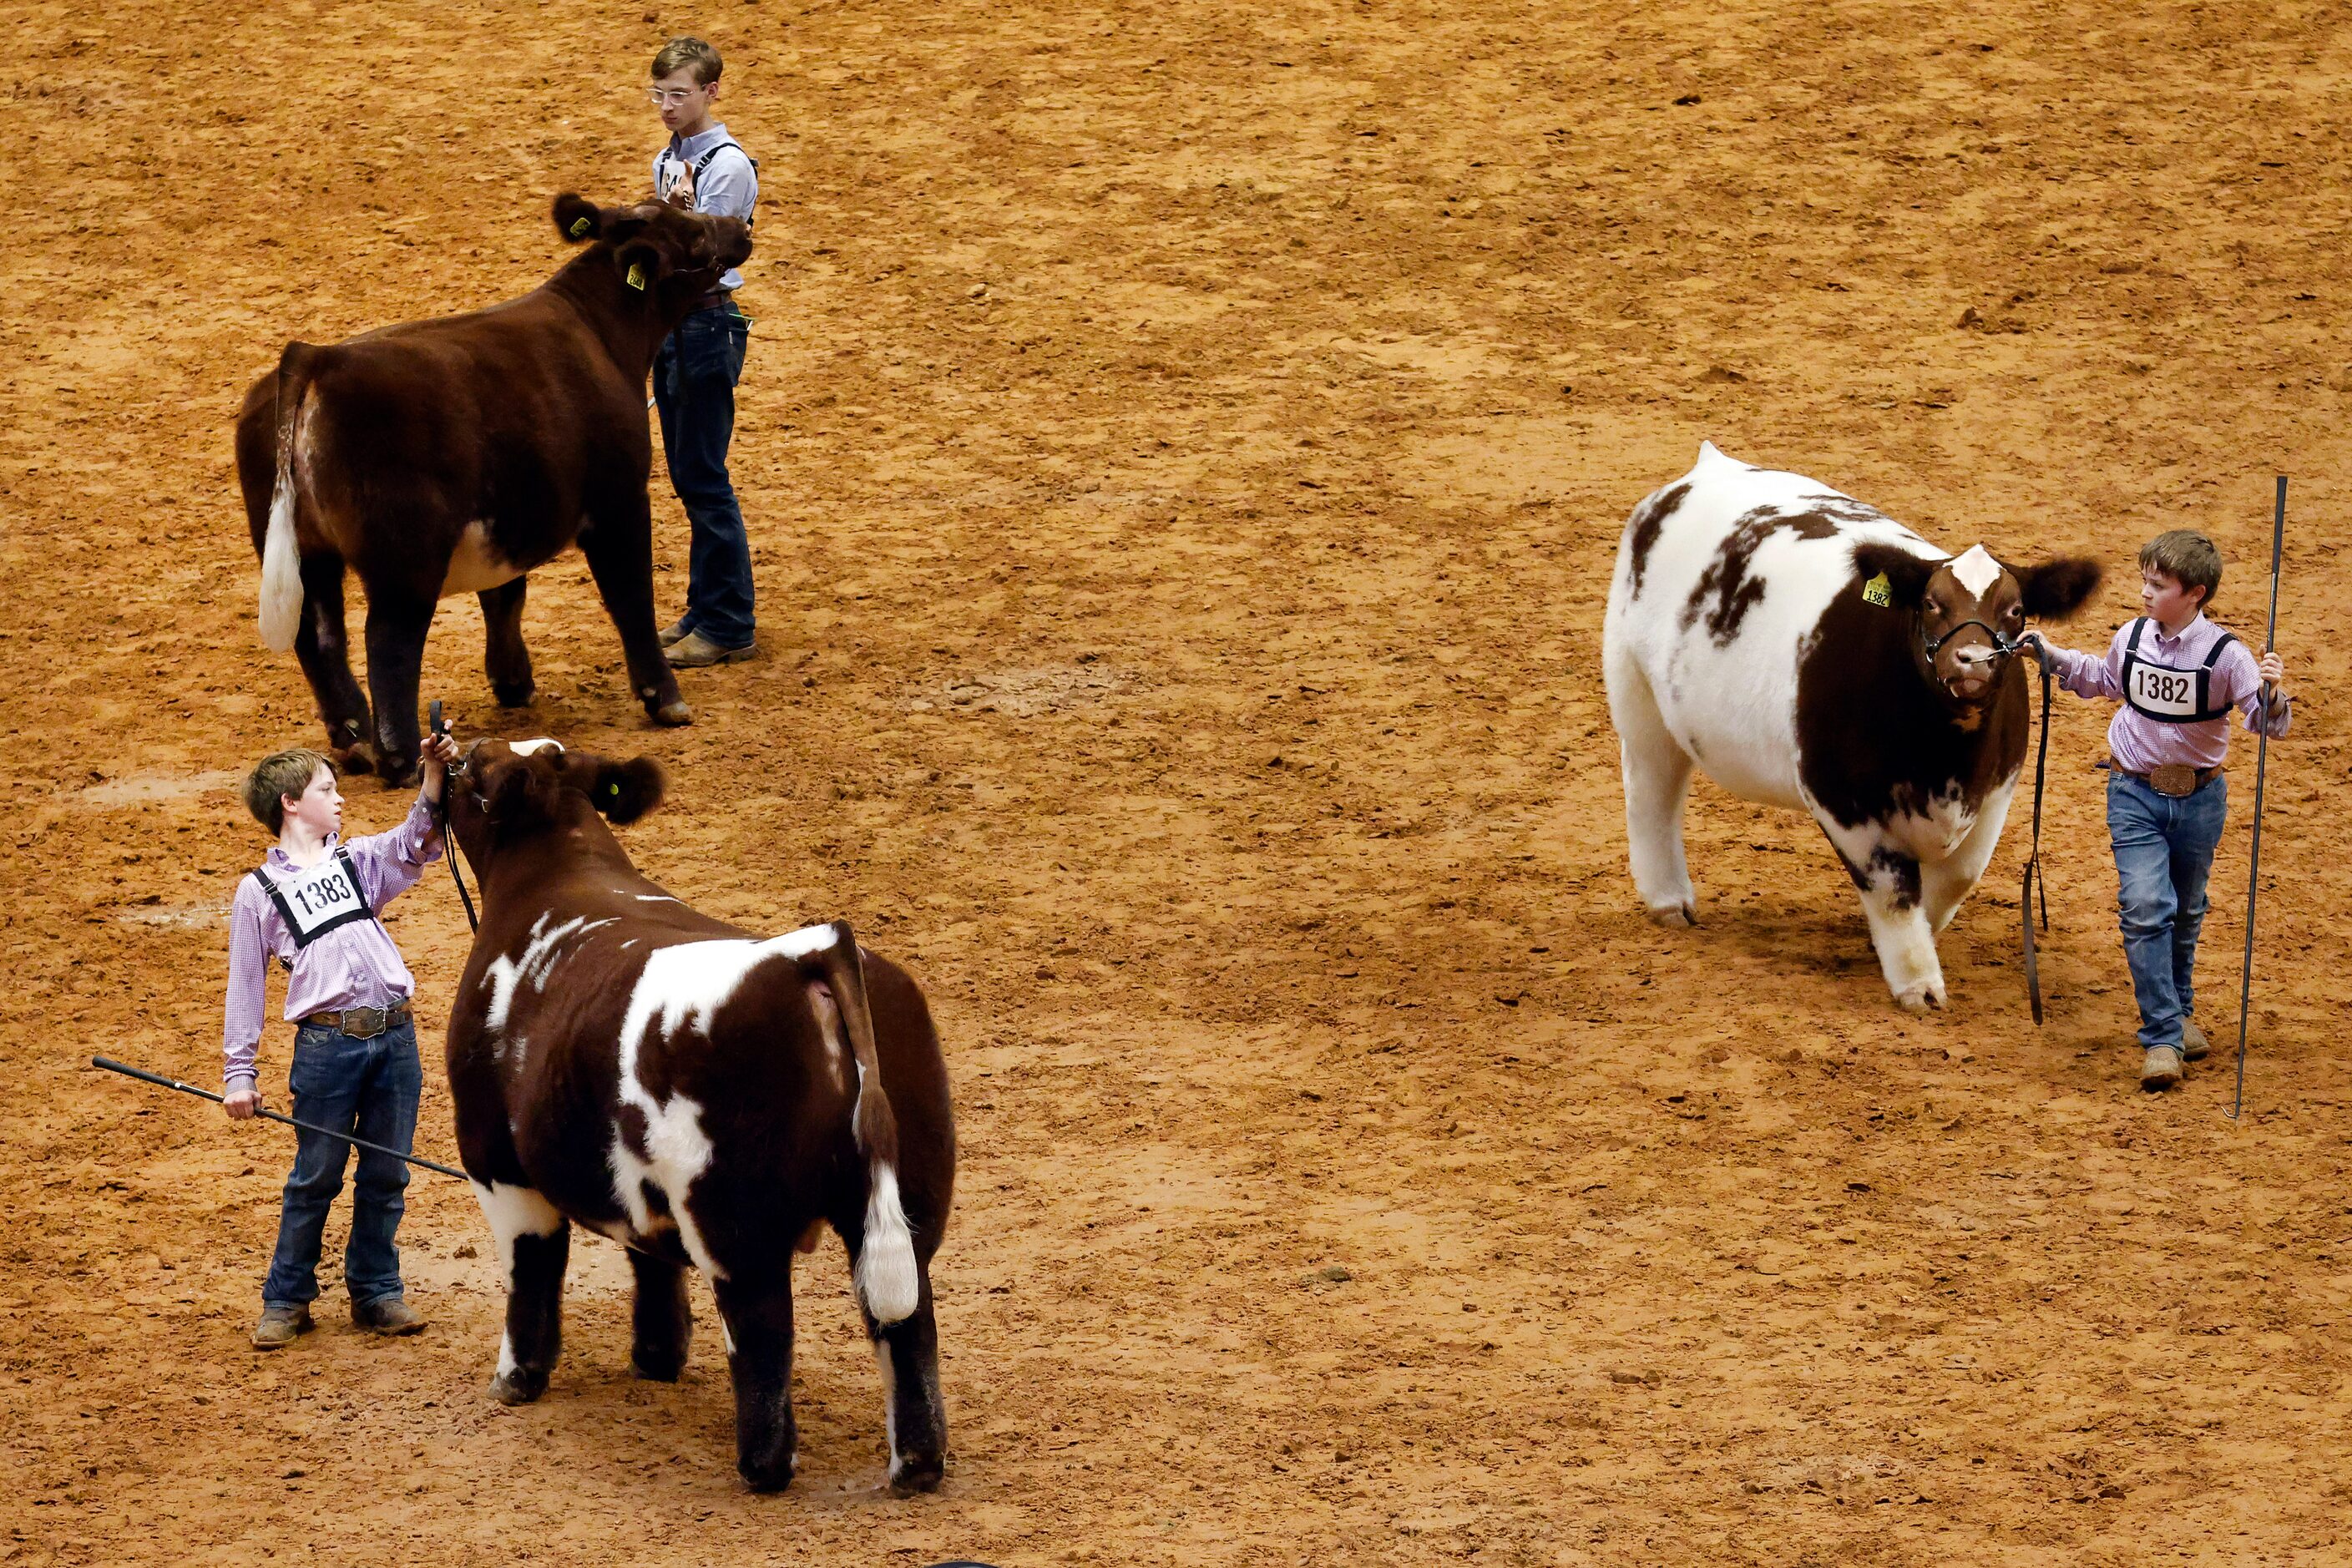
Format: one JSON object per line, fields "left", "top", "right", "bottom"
{"left": 668, "top": 122, "right": 732, "bottom": 156}
{"left": 265, "top": 832, "right": 341, "bottom": 872}
{"left": 2147, "top": 610, "right": 2206, "bottom": 646}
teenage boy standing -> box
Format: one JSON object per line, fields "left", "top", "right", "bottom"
{"left": 648, "top": 36, "right": 761, "bottom": 667}
{"left": 2029, "top": 530, "right": 2292, "bottom": 1091}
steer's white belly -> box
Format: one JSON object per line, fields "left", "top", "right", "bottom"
{"left": 442, "top": 521, "right": 525, "bottom": 597}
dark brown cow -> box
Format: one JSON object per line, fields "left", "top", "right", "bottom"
{"left": 234, "top": 195, "right": 753, "bottom": 785}
{"left": 441, "top": 738, "right": 954, "bottom": 1494}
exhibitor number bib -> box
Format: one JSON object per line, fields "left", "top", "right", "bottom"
{"left": 252, "top": 849, "right": 377, "bottom": 948}
{"left": 2120, "top": 617, "right": 2236, "bottom": 726}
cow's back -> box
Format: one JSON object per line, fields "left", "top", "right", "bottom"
{"left": 1604, "top": 443, "right": 1942, "bottom": 808}
{"left": 451, "top": 904, "right": 950, "bottom": 1271}
{"left": 235, "top": 287, "right": 650, "bottom": 594}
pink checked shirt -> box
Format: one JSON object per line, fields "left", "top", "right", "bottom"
{"left": 2043, "top": 614, "right": 2291, "bottom": 776}
{"left": 221, "top": 791, "right": 443, "bottom": 1093}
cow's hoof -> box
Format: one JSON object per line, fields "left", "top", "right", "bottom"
{"left": 888, "top": 1454, "right": 946, "bottom": 1496}
{"left": 630, "top": 1350, "right": 685, "bottom": 1383}
{"left": 336, "top": 741, "right": 379, "bottom": 776}
{"left": 492, "top": 681, "right": 536, "bottom": 709}
{"left": 653, "top": 700, "right": 694, "bottom": 726}
{"left": 487, "top": 1369, "right": 546, "bottom": 1406}
{"left": 738, "top": 1454, "right": 797, "bottom": 1494}
{"left": 1894, "top": 981, "right": 1947, "bottom": 1013}
{"left": 1644, "top": 901, "right": 1697, "bottom": 928}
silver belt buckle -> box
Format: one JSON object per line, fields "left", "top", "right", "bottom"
{"left": 346, "top": 1006, "right": 387, "bottom": 1039}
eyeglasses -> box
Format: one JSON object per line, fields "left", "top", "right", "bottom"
{"left": 646, "top": 86, "right": 706, "bottom": 107}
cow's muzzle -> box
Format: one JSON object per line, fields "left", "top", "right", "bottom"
{"left": 1922, "top": 620, "right": 2026, "bottom": 699}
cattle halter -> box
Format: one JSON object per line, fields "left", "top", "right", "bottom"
{"left": 1920, "top": 620, "right": 2030, "bottom": 662}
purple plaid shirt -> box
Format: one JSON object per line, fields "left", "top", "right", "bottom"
{"left": 221, "top": 791, "right": 443, "bottom": 1093}
{"left": 2043, "top": 614, "right": 2291, "bottom": 776}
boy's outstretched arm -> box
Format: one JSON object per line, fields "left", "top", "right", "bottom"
{"left": 2026, "top": 627, "right": 2126, "bottom": 701}
{"left": 345, "top": 733, "right": 460, "bottom": 910}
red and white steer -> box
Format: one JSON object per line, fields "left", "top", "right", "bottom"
{"left": 1601, "top": 443, "right": 2100, "bottom": 1009}
{"left": 442, "top": 738, "right": 954, "bottom": 1493}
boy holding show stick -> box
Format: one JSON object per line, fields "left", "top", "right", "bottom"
{"left": 223, "top": 734, "right": 459, "bottom": 1347}
{"left": 2029, "top": 530, "right": 2291, "bottom": 1091}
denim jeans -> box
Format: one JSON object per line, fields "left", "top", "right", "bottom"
{"left": 653, "top": 302, "right": 755, "bottom": 650}
{"left": 261, "top": 1019, "right": 422, "bottom": 1310}
{"left": 2107, "top": 771, "right": 2228, "bottom": 1051}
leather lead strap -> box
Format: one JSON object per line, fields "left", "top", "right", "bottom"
{"left": 2023, "top": 657, "right": 2054, "bottom": 1025}
{"left": 429, "top": 701, "right": 479, "bottom": 933}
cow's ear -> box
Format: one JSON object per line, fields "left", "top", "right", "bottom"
{"left": 566, "top": 756, "right": 665, "bottom": 823}
{"left": 2015, "top": 556, "right": 2102, "bottom": 620}
{"left": 553, "top": 193, "right": 604, "bottom": 244}
{"left": 612, "top": 239, "right": 668, "bottom": 296}
{"left": 1849, "top": 543, "right": 1938, "bottom": 608}
{"left": 482, "top": 756, "right": 558, "bottom": 829}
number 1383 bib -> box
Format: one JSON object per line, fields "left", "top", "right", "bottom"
{"left": 252, "top": 849, "right": 377, "bottom": 948}
{"left": 2121, "top": 617, "right": 2237, "bottom": 725}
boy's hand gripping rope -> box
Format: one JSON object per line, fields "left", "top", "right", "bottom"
{"left": 2225, "top": 477, "right": 2288, "bottom": 1123}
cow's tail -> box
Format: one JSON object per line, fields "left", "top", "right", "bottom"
{"left": 812, "top": 920, "right": 920, "bottom": 1325}
{"left": 257, "top": 342, "right": 316, "bottom": 653}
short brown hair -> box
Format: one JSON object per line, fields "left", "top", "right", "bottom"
{"left": 245, "top": 750, "right": 333, "bottom": 835}
{"left": 2139, "top": 529, "right": 2222, "bottom": 606}
{"left": 651, "top": 37, "right": 722, "bottom": 86}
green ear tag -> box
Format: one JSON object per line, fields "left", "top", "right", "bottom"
{"left": 1862, "top": 571, "right": 1892, "bottom": 608}
{"left": 568, "top": 215, "right": 593, "bottom": 238}
{"left": 625, "top": 261, "right": 648, "bottom": 291}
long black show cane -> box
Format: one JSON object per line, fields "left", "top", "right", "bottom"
{"left": 2223, "top": 477, "right": 2288, "bottom": 1122}
{"left": 92, "top": 1056, "right": 468, "bottom": 1180}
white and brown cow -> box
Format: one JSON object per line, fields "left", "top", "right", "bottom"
{"left": 440, "top": 739, "right": 953, "bottom": 1494}
{"left": 1601, "top": 443, "right": 2100, "bottom": 1009}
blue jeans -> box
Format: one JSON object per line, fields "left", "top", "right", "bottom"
{"left": 2107, "top": 771, "right": 2228, "bottom": 1051}
{"left": 261, "top": 1019, "right": 422, "bottom": 1310}
{"left": 654, "top": 302, "right": 755, "bottom": 650}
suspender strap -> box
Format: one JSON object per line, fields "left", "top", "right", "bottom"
{"left": 2122, "top": 618, "right": 2237, "bottom": 723}
{"left": 251, "top": 848, "right": 380, "bottom": 948}
{"left": 659, "top": 139, "right": 756, "bottom": 229}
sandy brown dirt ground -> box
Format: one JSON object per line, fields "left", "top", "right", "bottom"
{"left": 4, "top": 1, "right": 2349, "bottom": 1562}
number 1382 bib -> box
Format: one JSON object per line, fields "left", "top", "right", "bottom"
{"left": 2121, "top": 617, "right": 2237, "bottom": 725}
{"left": 252, "top": 849, "right": 377, "bottom": 948}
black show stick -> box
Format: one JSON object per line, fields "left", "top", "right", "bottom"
{"left": 2224, "top": 478, "right": 2288, "bottom": 1122}
{"left": 92, "top": 1055, "right": 468, "bottom": 1180}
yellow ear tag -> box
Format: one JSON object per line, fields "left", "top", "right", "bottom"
{"left": 625, "top": 261, "right": 648, "bottom": 291}
{"left": 1862, "top": 571, "right": 1893, "bottom": 608}
{"left": 568, "top": 215, "right": 593, "bottom": 238}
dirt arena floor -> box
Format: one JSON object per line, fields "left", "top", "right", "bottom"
{"left": 4, "top": 0, "right": 2349, "bottom": 1561}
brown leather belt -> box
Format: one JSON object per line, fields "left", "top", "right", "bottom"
{"left": 2118, "top": 762, "right": 2223, "bottom": 799}
{"left": 688, "top": 291, "right": 734, "bottom": 314}
{"left": 301, "top": 999, "right": 412, "bottom": 1038}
